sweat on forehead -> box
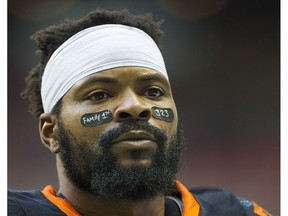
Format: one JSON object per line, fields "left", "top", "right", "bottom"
{"left": 41, "top": 24, "right": 168, "bottom": 113}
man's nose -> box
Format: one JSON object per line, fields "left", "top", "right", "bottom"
{"left": 114, "top": 90, "right": 152, "bottom": 122}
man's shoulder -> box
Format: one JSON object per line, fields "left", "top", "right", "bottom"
{"left": 190, "top": 187, "right": 250, "bottom": 205}
{"left": 187, "top": 186, "right": 271, "bottom": 216}
{"left": 168, "top": 185, "right": 271, "bottom": 216}
{"left": 8, "top": 188, "right": 65, "bottom": 216}
{"left": 189, "top": 185, "right": 243, "bottom": 201}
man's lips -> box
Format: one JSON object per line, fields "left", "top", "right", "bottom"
{"left": 110, "top": 131, "right": 158, "bottom": 164}
{"left": 112, "top": 131, "right": 156, "bottom": 144}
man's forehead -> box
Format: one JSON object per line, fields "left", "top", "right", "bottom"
{"left": 74, "top": 66, "right": 170, "bottom": 88}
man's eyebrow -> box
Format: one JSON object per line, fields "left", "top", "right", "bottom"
{"left": 138, "top": 74, "right": 164, "bottom": 82}
{"left": 78, "top": 76, "right": 118, "bottom": 87}
{"left": 138, "top": 74, "right": 169, "bottom": 86}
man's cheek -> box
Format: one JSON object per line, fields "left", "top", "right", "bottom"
{"left": 151, "top": 107, "right": 174, "bottom": 122}
{"left": 81, "top": 110, "right": 113, "bottom": 127}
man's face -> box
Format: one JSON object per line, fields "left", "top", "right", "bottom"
{"left": 56, "top": 67, "right": 183, "bottom": 200}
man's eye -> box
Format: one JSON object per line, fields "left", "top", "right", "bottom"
{"left": 88, "top": 92, "right": 110, "bottom": 101}
{"left": 145, "top": 88, "right": 164, "bottom": 97}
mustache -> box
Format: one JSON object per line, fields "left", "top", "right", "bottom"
{"left": 98, "top": 121, "right": 167, "bottom": 148}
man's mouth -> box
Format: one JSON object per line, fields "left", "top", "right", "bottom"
{"left": 110, "top": 131, "right": 158, "bottom": 165}
{"left": 112, "top": 131, "right": 156, "bottom": 145}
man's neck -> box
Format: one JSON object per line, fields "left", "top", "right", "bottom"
{"left": 58, "top": 177, "right": 165, "bottom": 216}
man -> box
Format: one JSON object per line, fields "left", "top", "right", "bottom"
{"left": 8, "top": 8, "right": 271, "bottom": 216}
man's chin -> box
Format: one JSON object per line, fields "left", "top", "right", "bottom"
{"left": 88, "top": 164, "right": 175, "bottom": 201}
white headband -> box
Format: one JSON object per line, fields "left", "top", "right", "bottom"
{"left": 41, "top": 24, "right": 168, "bottom": 113}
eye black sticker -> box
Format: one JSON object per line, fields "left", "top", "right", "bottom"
{"left": 151, "top": 107, "right": 174, "bottom": 122}
{"left": 81, "top": 110, "right": 113, "bottom": 127}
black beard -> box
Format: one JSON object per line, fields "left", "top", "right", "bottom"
{"left": 57, "top": 121, "right": 184, "bottom": 202}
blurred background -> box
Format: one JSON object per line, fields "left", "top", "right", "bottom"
{"left": 8, "top": 0, "right": 280, "bottom": 215}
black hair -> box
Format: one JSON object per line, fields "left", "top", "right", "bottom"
{"left": 20, "top": 8, "right": 164, "bottom": 117}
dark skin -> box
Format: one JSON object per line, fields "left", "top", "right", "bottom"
{"left": 39, "top": 67, "right": 179, "bottom": 216}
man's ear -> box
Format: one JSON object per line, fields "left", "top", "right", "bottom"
{"left": 39, "top": 113, "right": 60, "bottom": 154}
